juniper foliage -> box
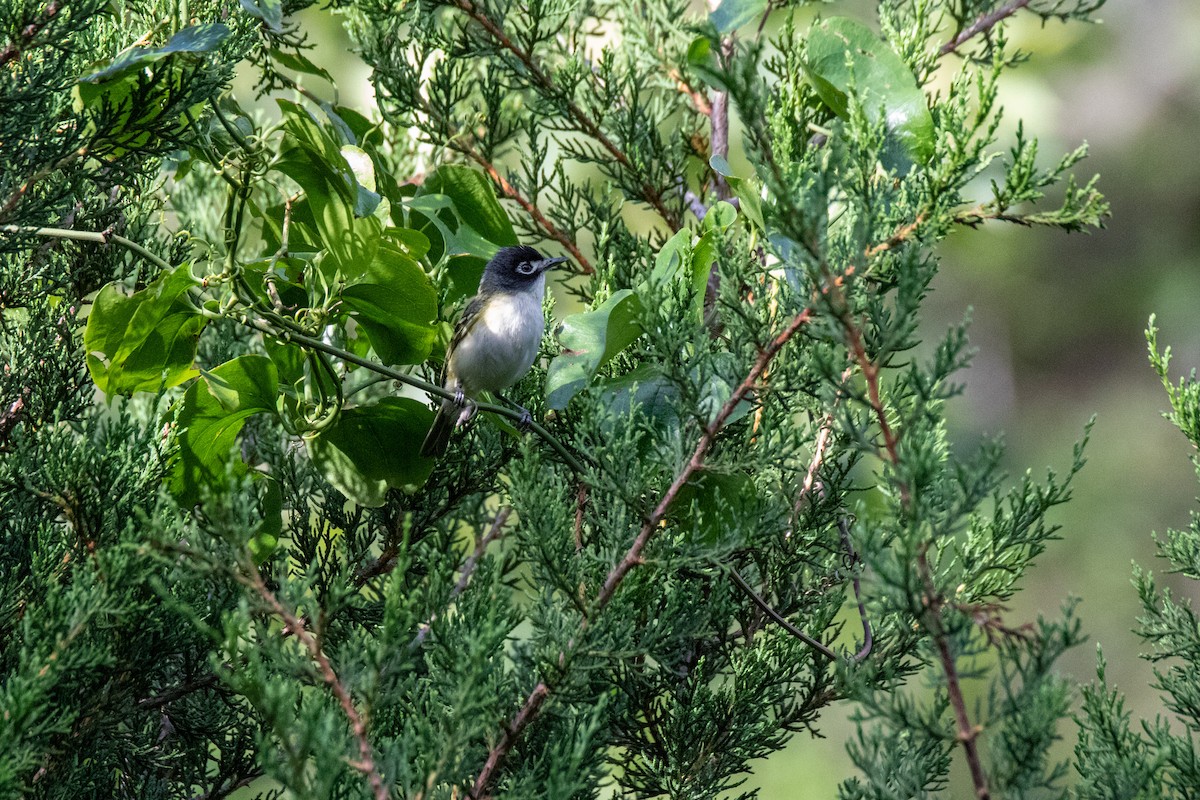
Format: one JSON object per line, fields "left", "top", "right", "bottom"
{"left": 2, "top": 0, "right": 1168, "bottom": 799}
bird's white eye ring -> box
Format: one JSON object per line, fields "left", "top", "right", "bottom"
{"left": 517, "top": 262, "right": 536, "bottom": 275}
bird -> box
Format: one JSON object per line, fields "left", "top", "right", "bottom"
{"left": 420, "top": 245, "right": 567, "bottom": 457}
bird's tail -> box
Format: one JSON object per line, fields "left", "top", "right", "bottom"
{"left": 420, "top": 399, "right": 457, "bottom": 458}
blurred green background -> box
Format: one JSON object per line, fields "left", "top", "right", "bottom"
{"left": 756, "top": 1, "right": 1200, "bottom": 795}
{"left": 274, "top": 1, "right": 1200, "bottom": 794}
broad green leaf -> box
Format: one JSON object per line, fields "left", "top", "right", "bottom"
{"left": 704, "top": 200, "right": 738, "bottom": 232}
{"left": 79, "top": 23, "right": 231, "bottom": 84}
{"left": 85, "top": 264, "right": 206, "bottom": 396}
{"left": 341, "top": 144, "right": 383, "bottom": 216}
{"left": 674, "top": 472, "right": 758, "bottom": 545}
{"left": 709, "top": 0, "right": 768, "bottom": 33}
{"left": 268, "top": 48, "right": 334, "bottom": 84}
{"left": 249, "top": 478, "right": 283, "bottom": 563}
{"left": 686, "top": 35, "right": 729, "bottom": 93}
{"left": 169, "top": 355, "right": 279, "bottom": 506}
{"left": 546, "top": 290, "right": 645, "bottom": 410}
{"left": 596, "top": 364, "right": 682, "bottom": 446}
{"left": 804, "top": 17, "right": 934, "bottom": 165}
{"left": 710, "top": 156, "right": 765, "bottom": 230}
{"left": 276, "top": 99, "right": 383, "bottom": 276}
{"left": 422, "top": 165, "right": 517, "bottom": 248}
{"left": 239, "top": 0, "right": 283, "bottom": 32}
{"left": 388, "top": 227, "right": 431, "bottom": 261}
{"left": 650, "top": 228, "right": 691, "bottom": 286}
{"left": 307, "top": 398, "right": 436, "bottom": 507}
{"left": 691, "top": 230, "right": 720, "bottom": 320}
{"left": 341, "top": 238, "right": 439, "bottom": 365}
{"left": 646, "top": 225, "right": 726, "bottom": 323}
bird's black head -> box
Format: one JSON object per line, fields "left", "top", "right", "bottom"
{"left": 478, "top": 245, "right": 567, "bottom": 293}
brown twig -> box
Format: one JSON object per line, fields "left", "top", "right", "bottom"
{"left": 468, "top": 307, "right": 816, "bottom": 797}
{"left": 0, "top": 145, "right": 88, "bottom": 225}
{"left": 865, "top": 213, "right": 927, "bottom": 259}
{"left": 467, "top": 153, "right": 594, "bottom": 273}
{"left": 452, "top": 0, "right": 682, "bottom": 230}
{"left": 470, "top": 682, "right": 550, "bottom": 799}
{"left": 0, "top": 0, "right": 60, "bottom": 68}
{"left": 242, "top": 570, "right": 389, "bottom": 800}
{"left": 726, "top": 566, "right": 836, "bottom": 660}
{"left": 137, "top": 672, "right": 221, "bottom": 709}
{"left": 917, "top": 545, "right": 990, "bottom": 799}
{"left": 400, "top": 92, "right": 593, "bottom": 273}
{"left": 593, "top": 308, "right": 814, "bottom": 615}
{"left": 412, "top": 506, "right": 512, "bottom": 649}
{"left": 939, "top": 0, "right": 1033, "bottom": 56}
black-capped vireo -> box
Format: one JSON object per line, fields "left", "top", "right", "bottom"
{"left": 420, "top": 245, "right": 566, "bottom": 457}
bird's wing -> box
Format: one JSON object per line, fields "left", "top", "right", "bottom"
{"left": 443, "top": 294, "right": 487, "bottom": 381}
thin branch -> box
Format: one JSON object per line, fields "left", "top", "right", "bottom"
{"left": 137, "top": 673, "right": 221, "bottom": 709}
{"left": 237, "top": 315, "right": 588, "bottom": 475}
{"left": 412, "top": 506, "right": 511, "bottom": 648}
{"left": 469, "top": 307, "right": 815, "bottom": 798}
{"left": 241, "top": 568, "right": 390, "bottom": 800}
{"left": 839, "top": 518, "right": 873, "bottom": 663}
{"left": 2, "top": 224, "right": 172, "bottom": 271}
{"left": 188, "top": 769, "right": 265, "bottom": 800}
{"left": 470, "top": 682, "right": 550, "bottom": 800}
{"left": 593, "top": 308, "right": 813, "bottom": 614}
{"left": 451, "top": 0, "right": 682, "bottom": 230}
{"left": 465, "top": 151, "right": 593, "bottom": 273}
{"left": 918, "top": 545, "right": 990, "bottom": 799}
{"left": 939, "top": 0, "right": 1032, "bottom": 56}
{"left": 725, "top": 565, "right": 836, "bottom": 660}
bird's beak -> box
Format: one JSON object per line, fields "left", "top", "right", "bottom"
{"left": 534, "top": 256, "right": 568, "bottom": 274}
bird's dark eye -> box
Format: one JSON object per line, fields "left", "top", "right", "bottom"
{"left": 516, "top": 261, "right": 536, "bottom": 275}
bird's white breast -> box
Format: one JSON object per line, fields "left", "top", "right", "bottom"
{"left": 449, "top": 289, "right": 545, "bottom": 395}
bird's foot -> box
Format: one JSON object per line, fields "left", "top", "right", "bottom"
{"left": 515, "top": 406, "right": 533, "bottom": 431}
{"left": 454, "top": 399, "right": 478, "bottom": 428}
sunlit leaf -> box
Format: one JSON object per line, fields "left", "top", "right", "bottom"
{"left": 710, "top": 156, "right": 765, "bottom": 230}
{"left": 709, "top": 0, "right": 768, "bottom": 33}
{"left": 169, "top": 355, "right": 279, "bottom": 506}
{"left": 341, "top": 237, "right": 439, "bottom": 365}
{"left": 85, "top": 264, "right": 206, "bottom": 396}
{"left": 804, "top": 17, "right": 934, "bottom": 166}
{"left": 546, "top": 289, "right": 645, "bottom": 410}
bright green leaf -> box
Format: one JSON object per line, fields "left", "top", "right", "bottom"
{"left": 169, "top": 355, "right": 279, "bottom": 506}
{"left": 704, "top": 200, "right": 738, "bottom": 232}
{"left": 239, "top": 0, "right": 283, "bottom": 32}
{"left": 710, "top": 156, "right": 765, "bottom": 230}
{"left": 249, "top": 478, "right": 283, "bottom": 563}
{"left": 651, "top": 228, "right": 691, "bottom": 286}
{"left": 709, "top": 0, "right": 768, "bottom": 33}
{"left": 341, "top": 238, "right": 439, "bottom": 365}
{"left": 307, "top": 398, "right": 436, "bottom": 507}
{"left": 804, "top": 17, "right": 935, "bottom": 165}
{"left": 85, "top": 264, "right": 206, "bottom": 396}
{"left": 423, "top": 165, "right": 517, "bottom": 248}
{"left": 546, "top": 290, "right": 645, "bottom": 410}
